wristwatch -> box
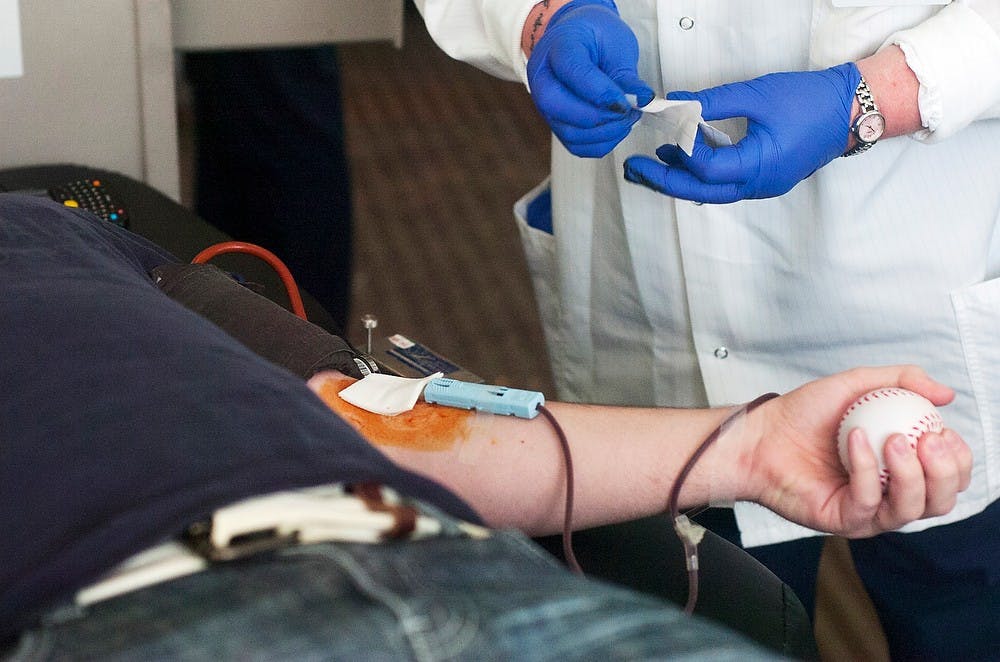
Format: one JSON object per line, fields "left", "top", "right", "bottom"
{"left": 843, "top": 76, "right": 885, "bottom": 157}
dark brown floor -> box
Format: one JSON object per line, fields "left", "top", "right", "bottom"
{"left": 179, "top": 4, "right": 888, "bottom": 659}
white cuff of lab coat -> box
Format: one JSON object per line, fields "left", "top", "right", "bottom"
{"left": 417, "top": 0, "right": 536, "bottom": 83}
{"left": 480, "top": 0, "right": 538, "bottom": 87}
{"left": 888, "top": 2, "right": 1000, "bottom": 142}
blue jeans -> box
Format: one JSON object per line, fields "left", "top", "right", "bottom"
{"left": 6, "top": 528, "right": 782, "bottom": 661}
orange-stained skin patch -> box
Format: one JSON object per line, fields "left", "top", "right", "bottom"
{"left": 312, "top": 377, "right": 473, "bottom": 452}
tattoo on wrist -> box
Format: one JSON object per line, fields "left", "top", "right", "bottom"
{"left": 526, "top": 1, "right": 553, "bottom": 55}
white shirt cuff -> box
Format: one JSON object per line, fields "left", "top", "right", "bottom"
{"left": 888, "top": 2, "right": 1000, "bottom": 142}
{"left": 417, "top": 0, "right": 538, "bottom": 85}
{"left": 482, "top": 0, "right": 538, "bottom": 87}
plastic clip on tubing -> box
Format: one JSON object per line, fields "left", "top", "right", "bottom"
{"left": 192, "top": 241, "right": 308, "bottom": 321}
{"left": 669, "top": 392, "right": 779, "bottom": 615}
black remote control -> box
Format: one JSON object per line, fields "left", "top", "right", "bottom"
{"left": 45, "top": 178, "right": 129, "bottom": 227}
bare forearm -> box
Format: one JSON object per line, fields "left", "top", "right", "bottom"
{"left": 379, "top": 402, "right": 740, "bottom": 535}
{"left": 307, "top": 371, "right": 739, "bottom": 534}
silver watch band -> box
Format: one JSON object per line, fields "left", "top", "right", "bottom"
{"left": 844, "top": 76, "right": 882, "bottom": 157}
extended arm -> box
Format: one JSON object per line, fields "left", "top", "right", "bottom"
{"left": 309, "top": 366, "right": 971, "bottom": 539}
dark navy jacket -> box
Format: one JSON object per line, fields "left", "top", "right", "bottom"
{"left": 0, "top": 195, "right": 477, "bottom": 642}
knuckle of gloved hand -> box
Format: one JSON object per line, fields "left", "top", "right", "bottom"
{"left": 531, "top": 86, "right": 559, "bottom": 114}
{"left": 561, "top": 125, "right": 621, "bottom": 156}
{"left": 554, "top": 127, "right": 591, "bottom": 154}
{"left": 564, "top": 139, "right": 604, "bottom": 158}
{"left": 581, "top": 143, "right": 616, "bottom": 158}
{"left": 558, "top": 55, "right": 599, "bottom": 90}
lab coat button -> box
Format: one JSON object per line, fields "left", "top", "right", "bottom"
{"left": 679, "top": 17, "right": 695, "bottom": 30}
{"left": 714, "top": 347, "right": 729, "bottom": 359}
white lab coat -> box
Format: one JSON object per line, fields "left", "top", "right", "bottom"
{"left": 415, "top": 0, "right": 1000, "bottom": 547}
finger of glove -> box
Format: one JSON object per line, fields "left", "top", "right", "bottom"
{"left": 549, "top": 41, "right": 635, "bottom": 114}
{"left": 611, "top": 71, "right": 655, "bottom": 108}
{"left": 561, "top": 136, "right": 633, "bottom": 158}
{"left": 653, "top": 143, "right": 686, "bottom": 167}
{"left": 550, "top": 115, "right": 640, "bottom": 157}
{"left": 654, "top": 133, "right": 759, "bottom": 187}
{"left": 668, "top": 83, "right": 764, "bottom": 123}
{"left": 623, "top": 155, "right": 743, "bottom": 204}
{"left": 533, "top": 73, "right": 641, "bottom": 128}
{"left": 670, "top": 63, "right": 859, "bottom": 122}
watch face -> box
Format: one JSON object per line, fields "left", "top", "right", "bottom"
{"left": 857, "top": 112, "right": 885, "bottom": 144}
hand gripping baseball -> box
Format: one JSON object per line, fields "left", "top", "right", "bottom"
{"left": 526, "top": 0, "right": 655, "bottom": 158}
{"left": 743, "top": 366, "right": 972, "bottom": 538}
{"left": 623, "top": 63, "right": 861, "bottom": 203}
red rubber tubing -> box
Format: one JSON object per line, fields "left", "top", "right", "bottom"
{"left": 191, "top": 241, "right": 308, "bottom": 321}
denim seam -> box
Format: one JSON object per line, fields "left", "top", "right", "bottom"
{"left": 282, "top": 545, "right": 437, "bottom": 662}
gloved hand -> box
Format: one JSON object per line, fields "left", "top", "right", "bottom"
{"left": 526, "top": 0, "right": 655, "bottom": 158}
{"left": 623, "top": 62, "right": 861, "bottom": 203}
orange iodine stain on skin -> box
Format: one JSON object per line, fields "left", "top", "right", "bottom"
{"left": 312, "top": 377, "right": 473, "bottom": 451}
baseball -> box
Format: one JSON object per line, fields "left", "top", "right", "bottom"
{"left": 837, "top": 387, "right": 944, "bottom": 483}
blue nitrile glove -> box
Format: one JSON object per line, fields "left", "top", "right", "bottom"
{"left": 526, "top": 0, "right": 655, "bottom": 158}
{"left": 622, "top": 62, "right": 861, "bottom": 203}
